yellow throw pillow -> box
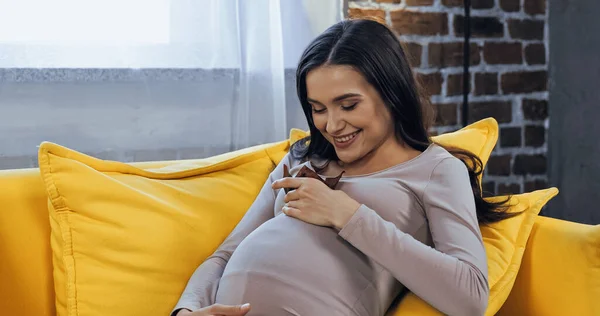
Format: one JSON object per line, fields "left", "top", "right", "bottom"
{"left": 432, "top": 117, "right": 498, "bottom": 183}
{"left": 38, "top": 137, "right": 293, "bottom": 316}
{"left": 391, "top": 188, "right": 559, "bottom": 316}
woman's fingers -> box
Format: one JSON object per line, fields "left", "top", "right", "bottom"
{"left": 284, "top": 189, "right": 301, "bottom": 203}
{"left": 271, "top": 177, "right": 304, "bottom": 190}
{"left": 282, "top": 204, "right": 302, "bottom": 218}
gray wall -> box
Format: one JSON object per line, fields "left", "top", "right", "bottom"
{"left": 548, "top": 0, "right": 600, "bottom": 224}
{"left": 0, "top": 69, "right": 307, "bottom": 170}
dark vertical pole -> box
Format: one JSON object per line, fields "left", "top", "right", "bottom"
{"left": 462, "top": 0, "right": 471, "bottom": 127}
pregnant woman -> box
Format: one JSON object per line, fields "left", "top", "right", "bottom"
{"left": 171, "top": 18, "right": 513, "bottom": 316}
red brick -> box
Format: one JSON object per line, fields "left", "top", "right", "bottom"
{"left": 525, "top": 179, "right": 548, "bottom": 192}
{"left": 455, "top": 16, "right": 504, "bottom": 38}
{"left": 391, "top": 10, "right": 448, "bottom": 36}
{"left": 404, "top": 42, "right": 423, "bottom": 67}
{"left": 500, "top": 127, "right": 522, "bottom": 147}
{"left": 442, "top": 0, "right": 494, "bottom": 9}
{"left": 473, "top": 0, "right": 496, "bottom": 8}
{"left": 433, "top": 103, "right": 458, "bottom": 126}
{"left": 524, "top": 0, "right": 546, "bottom": 15}
{"left": 488, "top": 155, "right": 512, "bottom": 176}
{"left": 509, "top": 19, "right": 545, "bottom": 40}
{"left": 417, "top": 72, "right": 443, "bottom": 95}
{"left": 525, "top": 43, "right": 546, "bottom": 65}
{"left": 348, "top": 8, "right": 386, "bottom": 21}
{"left": 514, "top": 154, "right": 547, "bottom": 175}
{"left": 469, "top": 101, "right": 512, "bottom": 123}
{"left": 484, "top": 42, "right": 523, "bottom": 65}
{"left": 441, "top": 0, "right": 462, "bottom": 5}
{"left": 428, "top": 42, "right": 480, "bottom": 68}
{"left": 501, "top": 71, "right": 547, "bottom": 94}
{"left": 522, "top": 99, "right": 548, "bottom": 120}
{"left": 525, "top": 125, "right": 545, "bottom": 147}
{"left": 500, "top": 0, "right": 520, "bottom": 12}
{"left": 406, "top": 0, "right": 434, "bottom": 5}
{"left": 498, "top": 183, "right": 522, "bottom": 195}
{"left": 447, "top": 73, "right": 471, "bottom": 96}
{"left": 475, "top": 72, "right": 498, "bottom": 95}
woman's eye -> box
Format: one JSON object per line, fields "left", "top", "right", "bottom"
{"left": 312, "top": 107, "right": 326, "bottom": 114}
{"left": 342, "top": 103, "right": 358, "bottom": 111}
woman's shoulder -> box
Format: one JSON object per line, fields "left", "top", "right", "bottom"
{"left": 425, "top": 144, "right": 471, "bottom": 180}
{"left": 393, "top": 143, "right": 462, "bottom": 173}
{"left": 424, "top": 143, "right": 466, "bottom": 165}
{"left": 394, "top": 144, "right": 469, "bottom": 185}
{"left": 425, "top": 143, "right": 455, "bottom": 159}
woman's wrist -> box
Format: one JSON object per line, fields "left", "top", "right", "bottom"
{"left": 332, "top": 195, "right": 361, "bottom": 231}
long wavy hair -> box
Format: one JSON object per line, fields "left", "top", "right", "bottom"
{"left": 291, "top": 18, "right": 514, "bottom": 224}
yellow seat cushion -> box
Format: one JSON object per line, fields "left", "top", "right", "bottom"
{"left": 497, "top": 216, "right": 600, "bottom": 316}
{"left": 38, "top": 119, "right": 499, "bottom": 316}
{"left": 391, "top": 188, "right": 559, "bottom": 316}
{"left": 38, "top": 138, "right": 294, "bottom": 316}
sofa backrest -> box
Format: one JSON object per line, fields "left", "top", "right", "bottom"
{"left": 1, "top": 167, "right": 598, "bottom": 316}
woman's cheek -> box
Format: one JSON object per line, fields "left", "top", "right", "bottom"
{"left": 312, "top": 116, "right": 327, "bottom": 132}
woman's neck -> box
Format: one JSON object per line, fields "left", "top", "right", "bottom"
{"left": 337, "top": 137, "right": 422, "bottom": 177}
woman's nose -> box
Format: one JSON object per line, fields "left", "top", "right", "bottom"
{"left": 326, "top": 112, "right": 345, "bottom": 135}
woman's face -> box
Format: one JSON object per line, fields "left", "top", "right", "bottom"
{"left": 305, "top": 65, "right": 397, "bottom": 164}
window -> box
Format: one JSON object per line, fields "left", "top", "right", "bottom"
{"left": 0, "top": 0, "right": 342, "bottom": 166}
{"left": 0, "top": 0, "right": 342, "bottom": 69}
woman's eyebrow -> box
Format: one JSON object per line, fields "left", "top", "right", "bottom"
{"left": 307, "top": 93, "right": 362, "bottom": 105}
{"left": 332, "top": 93, "right": 362, "bottom": 102}
{"left": 307, "top": 97, "right": 324, "bottom": 106}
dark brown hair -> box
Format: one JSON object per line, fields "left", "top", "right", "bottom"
{"left": 291, "top": 18, "right": 515, "bottom": 224}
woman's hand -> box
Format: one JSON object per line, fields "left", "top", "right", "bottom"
{"left": 272, "top": 177, "right": 361, "bottom": 230}
{"left": 176, "top": 303, "right": 251, "bottom": 316}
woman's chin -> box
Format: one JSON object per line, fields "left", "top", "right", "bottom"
{"left": 335, "top": 151, "right": 359, "bottom": 165}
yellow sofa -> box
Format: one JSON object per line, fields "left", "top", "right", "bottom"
{"left": 1, "top": 134, "right": 599, "bottom": 316}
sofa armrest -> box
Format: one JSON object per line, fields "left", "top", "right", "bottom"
{"left": 0, "top": 168, "right": 55, "bottom": 316}
{"left": 497, "top": 216, "right": 600, "bottom": 316}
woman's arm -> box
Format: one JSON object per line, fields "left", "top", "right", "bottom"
{"left": 171, "top": 153, "right": 295, "bottom": 315}
{"left": 337, "top": 157, "right": 489, "bottom": 316}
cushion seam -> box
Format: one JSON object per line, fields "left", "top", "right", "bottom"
{"left": 39, "top": 150, "right": 69, "bottom": 213}
{"left": 41, "top": 149, "right": 79, "bottom": 315}
{"left": 58, "top": 212, "right": 79, "bottom": 316}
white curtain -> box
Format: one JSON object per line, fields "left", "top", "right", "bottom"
{"left": 209, "top": 0, "right": 344, "bottom": 149}
{"left": 0, "top": 0, "right": 342, "bottom": 162}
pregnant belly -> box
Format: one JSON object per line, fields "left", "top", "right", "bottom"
{"left": 215, "top": 214, "right": 377, "bottom": 316}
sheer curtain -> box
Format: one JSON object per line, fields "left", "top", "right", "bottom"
{"left": 203, "top": 0, "right": 344, "bottom": 149}
{"left": 0, "top": 0, "right": 342, "bottom": 165}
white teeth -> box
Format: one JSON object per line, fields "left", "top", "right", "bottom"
{"left": 335, "top": 131, "right": 359, "bottom": 143}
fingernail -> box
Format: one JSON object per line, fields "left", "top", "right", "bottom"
{"left": 242, "top": 303, "right": 250, "bottom": 309}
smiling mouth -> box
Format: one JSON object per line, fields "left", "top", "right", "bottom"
{"left": 333, "top": 130, "right": 361, "bottom": 143}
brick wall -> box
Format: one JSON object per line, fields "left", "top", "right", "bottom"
{"left": 348, "top": 0, "right": 548, "bottom": 196}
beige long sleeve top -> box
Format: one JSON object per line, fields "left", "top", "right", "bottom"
{"left": 172, "top": 144, "right": 489, "bottom": 316}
